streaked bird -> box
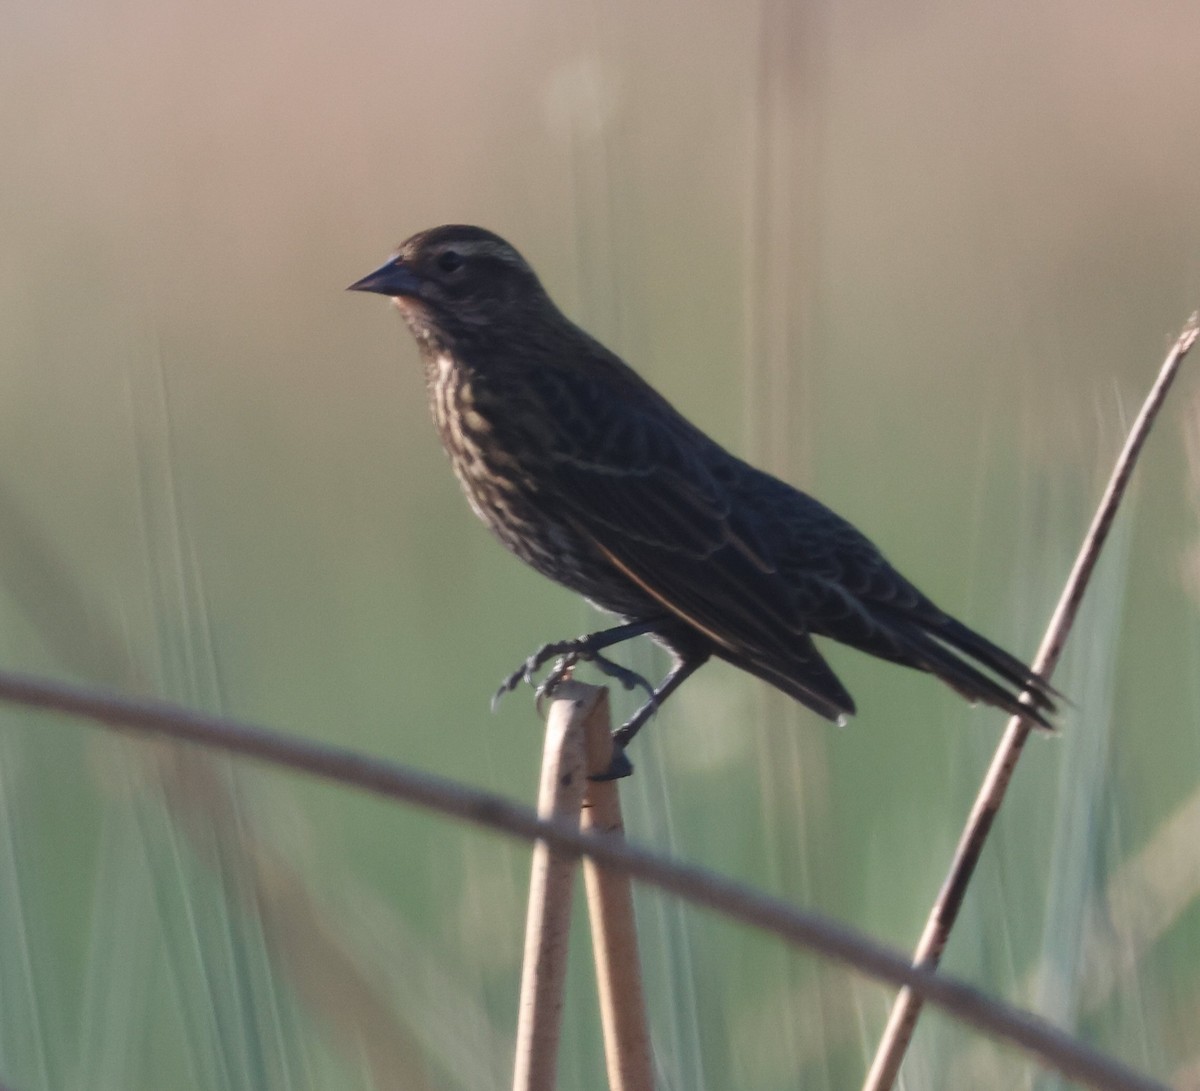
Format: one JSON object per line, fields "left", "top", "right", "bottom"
{"left": 350, "top": 225, "right": 1056, "bottom": 777}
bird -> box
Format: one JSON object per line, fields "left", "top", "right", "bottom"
{"left": 349, "top": 224, "right": 1057, "bottom": 778}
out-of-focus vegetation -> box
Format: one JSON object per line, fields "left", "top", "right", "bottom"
{"left": 1, "top": 1, "right": 1199, "bottom": 1088}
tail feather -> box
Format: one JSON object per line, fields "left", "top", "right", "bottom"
{"left": 717, "top": 603, "right": 1058, "bottom": 730}
{"left": 891, "top": 613, "right": 1057, "bottom": 729}
{"left": 935, "top": 616, "right": 1061, "bottom": 705}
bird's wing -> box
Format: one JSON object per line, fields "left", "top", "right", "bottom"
{"left": 536, "top": 388, "right": 858, "bottom": 718}
{"left": 550, "top": 454, "right": 779, "bottom": 637}
{"left": 766, "top": 482, "right": 1057, "bottom": 723}
{"left": 763, "top": 486, "right": 939, "bottom": 649}
{"left": 531, "top": 363, "right": 1054, "bottom": 726}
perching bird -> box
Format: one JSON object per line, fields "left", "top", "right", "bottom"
{"left": 349, "top": 225, "right": 1056, "bottom": 778}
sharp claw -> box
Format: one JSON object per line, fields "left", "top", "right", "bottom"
{"left": 534, "top": 657, "right": 576, "bottom": 717}
{"left": 491, "top": 667, "right": 525, "bottom": 711}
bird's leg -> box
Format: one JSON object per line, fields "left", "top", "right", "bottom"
{"left": 491, "top": 619, "right": 664, "bottom": 711}
{"left": 593, "top": 653, "right": 708, "bottom": 781}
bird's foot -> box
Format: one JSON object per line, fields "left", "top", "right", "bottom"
{"left": 522, "top": 659, "right": 639, "bottom": 778}
{"left": 589, "top": 745, "right": 635, "bottom": 781}
{"left": 491, "top": 644, "right": 567, "bottom": 711}
{"left": 586, "top": 652, "right": 656, "bottom": 698}
{"left": 533, "top": 655, "right": 578, "bottom": 717}
{"left": 490, "top": 622, "right": 690, "bottom": 782}
{"left": 492, "top": 636, "right": 655, "bottom": 712}
{"left": 529, "top": 652, "right": 655, "bottom": 715}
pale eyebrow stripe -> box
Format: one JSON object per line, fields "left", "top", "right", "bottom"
{"left": 444, "top": 240, "right": 524, "bottom": 267}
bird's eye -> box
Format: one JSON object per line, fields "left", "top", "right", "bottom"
{"left": 437, "top": 249, "right": 464, "bottom": 274}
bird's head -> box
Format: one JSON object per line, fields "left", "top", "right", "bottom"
{"left": 348, "top": 225, "right": 550, "bottom": 350}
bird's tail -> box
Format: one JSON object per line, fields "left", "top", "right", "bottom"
{"left": 891, "top": 613, "right": 1059, "bottom": 729}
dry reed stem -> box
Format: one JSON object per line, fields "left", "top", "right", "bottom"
{"left": 862, "top": 312, "right": 1200, "bottom": 1091}
{"left": 0, "top": 668, "right": 1169, "bottom": 1091}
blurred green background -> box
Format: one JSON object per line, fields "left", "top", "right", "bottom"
{"left": 2, "top": 0, "right": 1199, "bottom": 1088}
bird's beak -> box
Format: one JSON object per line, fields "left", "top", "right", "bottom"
{"left": 347, "top": 259, "right": 422, "bottom": 297}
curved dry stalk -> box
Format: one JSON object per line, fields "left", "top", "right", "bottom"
{"left": 0, "top": 667, "right": 1168, "bottom": 1091}
{"left": 862, "top": 311, "right": 1200, "bottom": 1091}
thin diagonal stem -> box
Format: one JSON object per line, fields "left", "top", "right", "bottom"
{"left": 0, "top": 667, "right": 1169, "bottom": 1091}
{"left": 863, "top": 312, "right": 1200, "bottom": 1091}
